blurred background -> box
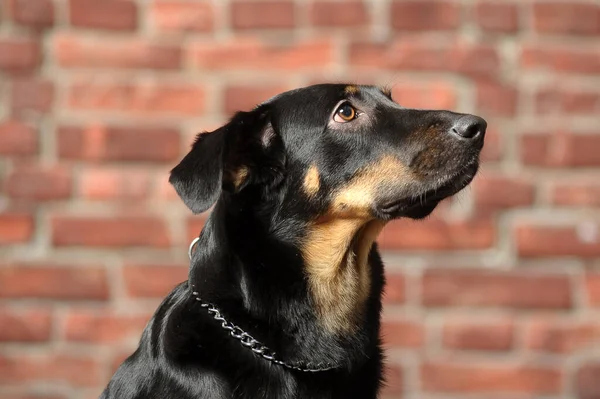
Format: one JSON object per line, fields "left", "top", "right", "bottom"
{"left": 1, "top": 0, "right": 599, "bottom": 398}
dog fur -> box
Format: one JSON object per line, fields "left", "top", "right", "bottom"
{"left": 100, "top": 84, "right": 486, "bottom": 399}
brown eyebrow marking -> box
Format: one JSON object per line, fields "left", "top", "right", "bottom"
{"left": 380, "top": 86, "right": 392, "bottom": 98}
{"left": 344, "top": 85, "right": 360, "bottom": 95}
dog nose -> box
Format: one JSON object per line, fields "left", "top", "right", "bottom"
{"left": 450, "top": 115, "right": 487, "bottom": 140}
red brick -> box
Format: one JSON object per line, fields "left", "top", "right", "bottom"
{"left": 442, "top": 318, "right": 514, "bottom": 351}
{"left": 533, "top": 2, "right": 600, "bottom": 36}
{"left": 525, "top": 319, "right": 598, "bottom": 354}
{"left": 586, "top": 273, "right": 600, "bottom": 306}
{"left": 381, "top": 319, "right": 424, "bottom": 348}
{"left": 476, "top": 80, "right": 518, "bottom": 116}
{"left": 150, "top": 1, "right": 214, "bottom": 32}
{"left": 309, "top": 1, "right": 369, "bottom": 27}
{"left": 383, "top": 273, "right": 406, "bottom": 304}
{"left": 0, "top": 307, "right": 52, "bottom": 342}
{"left": 54, "top": 35, "right": 181, "bottom": 70}
{"left": 535, "top": 87, "right": 600, "bottom": 115}
{"left": 521, "top": 45, "right": 600, "bottom": 75}
{"left": 5, "top": 165, "right": 72, "bottom": 201}
{"left": 520, "top": 134, "right": 548, "bottom": 165}
{"left": 576, "top": 362, "right": 600, "bottom": 399}
{"left": 521, "top": 133, "right": 600, "bottom": 167}
{"left": 350, "top": 40, "right": 500, "bottom": 78}
{"left": 421, "top": 362, "right": 562, "bottom": 394}
{"left": 481, "top": 127, "right": 503, "bottom": 162}
{"left": 0, "top": 353, "right": 101, "bottom": 386}
{"left": 11, "top": 78, "right": 54, "bottom": 113}
{"left": 123, "top": 264, "right": 188, "bottom": 298}
{"left": 69, "top": 0, "right": 137, "bottom": 31}
{"left": 186, "top": 216, "right": 209, "bottom": 243}
{"left": 52, "top": 216, "right": 171, "bottom": 248}
{"left": 155, "top": 174, "right": 179, "bottom": 201}
{"left": 551, "top": 181, "right": 600, "bottom": 206}
{"left": 422, "top": 269, "right": 572, "bottom": 309}
{"left": 9, "top": 0, "right": 54, "bottom": 28}
{"left": 109, "top": 350, "right": 133, "bottom": 375}
{"left": 378, "top": 218, "right": 495, "bottom": 251}
{"left": 516, "top": 223, "right": 600, "bottom": 258}
{"left": 0, "top": 38, "right": 41, "bottom": 72}
{"left": 391, "top": 81, "right": 457, "bottom": 109}
{"left": 474, "top": 1, "right": 519, "bottom": 33}
{"left": 57, "top": 125, "right": 181, "bottom": 163}
{"left": 0, "top": 265, "right": 109, "bottom": 300}
{"left": 391, "top": 1, "right": 460, "bottom": 31}
{"left": 79, "top": 167, "right": 152, "bottom": 201}
{"left": 67, "top": 81, "right": 206, "bottom": 116}
{"left": 382, "top": 364, "right": 403, "bottom": 395}
{"left": 474, "top": 174, "right": 535, "bottom": 211}
{"left": 0, "top": 395, "right": 66, "bottom": 399}
{"left": 231, "top": 1, "right": 295, "bottom": 30}
{"left": 223, "top": 84, "right": 289, "bottom": 114}
{"left": 190, "top": 38, "right": 334, "bottom": 71}
{"left": 0, "top": 213, "right": 34, "bottom": 244}
{"left": 64, "top": 311, "right": 150, "bottom": 343}
{"left": 0, "top": 120, "right": 38, "bottom": 156}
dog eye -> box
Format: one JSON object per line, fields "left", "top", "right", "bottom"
{"left": 334, "top": 103, "right": 358, "bottom": 123}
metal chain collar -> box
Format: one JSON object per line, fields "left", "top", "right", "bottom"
{"left": 190, "top": 287, "right": 337, "bottom": 373}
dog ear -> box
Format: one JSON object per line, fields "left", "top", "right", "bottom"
{"left": 169, "top": 128, "right": 226, "bottom": 214}
{"left": 169, "top": 109, "right": 285, "bottom": 214}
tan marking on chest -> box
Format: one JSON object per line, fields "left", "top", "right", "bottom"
{"left": 303, "top": 218, "right": 385, "bottom": 334}
{"left": 301, "top": 155, "right": 410, "bottom": 334}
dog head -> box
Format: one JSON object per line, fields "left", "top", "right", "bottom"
{"left": 170, "top": 84, "right": 485, "bottom": 222}
{"left": 170, "top": 83, "right": 486, "bottom": 333}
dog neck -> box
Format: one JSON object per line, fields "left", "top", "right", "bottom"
{"left": 188, "top": 199, "right": 384, "bottom": 367}
{"left": 301, "top": 217, "right": 386, "bottom": 334}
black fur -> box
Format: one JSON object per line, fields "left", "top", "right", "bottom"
{"left": 101, "top": 84, "right": 486, "bottom": 399}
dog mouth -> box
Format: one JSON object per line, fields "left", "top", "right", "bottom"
{"left": 375, "top": 160, "right": 479, "bottom": 220}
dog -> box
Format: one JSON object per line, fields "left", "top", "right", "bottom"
{"left": 100, "top": 83, "right": 486, "bottom": 399}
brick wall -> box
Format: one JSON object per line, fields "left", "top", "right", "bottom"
{"left": 1, "top": 0, "right": 599, "bottom": 398}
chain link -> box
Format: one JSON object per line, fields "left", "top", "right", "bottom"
{"left": 191, "top": 289, "right": 337, "bottom": 373}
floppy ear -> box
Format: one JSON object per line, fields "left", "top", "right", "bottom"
{"left": 169, "top": 128, "right": 225, "bottom": 214}
{"left": 169, "top": 109, "right": 285, "bottom": 214}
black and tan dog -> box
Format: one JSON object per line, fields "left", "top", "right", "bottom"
{"left": 101, "top": 84, "right": 486, "bottom": 398}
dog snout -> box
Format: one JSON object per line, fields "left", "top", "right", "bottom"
{"left": 450, "top": 115, "right": 487, "bottom": 141}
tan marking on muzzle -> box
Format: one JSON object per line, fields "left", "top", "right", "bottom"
{"left": 329, "top": 155, "right": 412, "bottom": 218}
